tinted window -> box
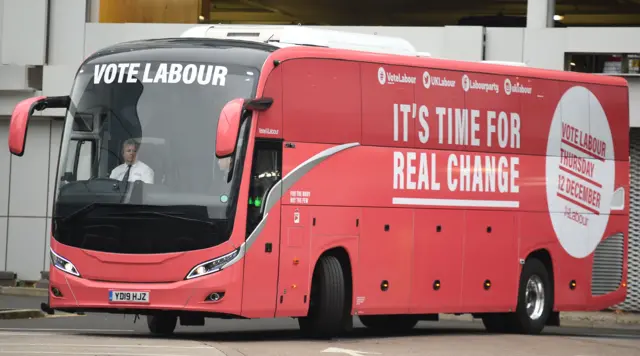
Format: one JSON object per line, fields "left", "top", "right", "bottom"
{"left": 52, "top": 59, "right": 258, "bottom": 254}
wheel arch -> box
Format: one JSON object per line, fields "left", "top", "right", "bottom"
{"left": 525, "top": 249, "right": 555, "bottom": 292}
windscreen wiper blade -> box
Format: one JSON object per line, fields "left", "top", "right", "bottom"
{"left": 107, "top": 211, "right": 217, "bottom": 228}
{"left": 59, "top": 203, "right": 100, "bottom": 223}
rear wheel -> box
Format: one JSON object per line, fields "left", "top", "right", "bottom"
{"left": 481, "top": 257, "right": 552, "bottom": 334}
{"left": 147, "top": 314, "right": 177, "bottom": 336}
{"left": 512, "top": 258, "right": 553, "bottom": 334}
{"left": 298, "top": 255, "right": 349, "bottom": 338}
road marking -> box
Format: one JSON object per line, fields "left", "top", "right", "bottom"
{"left": 0, "top": 328, "right": 134, "bottom": 333}
{"left": 571, "top": 334, "right": 640, "bottom": 341}
{"left": 322, "top": 347, "right": 381, "bottom": 356}
{"left": 45, "top": 313, "right": 85, "bottom": 318}
{"left": 0, "top": 352, "right": 192, "bottom": 356}
{"left": 0, "top": 332, "right": 58, "bottom": 336}
{"left": 0, "top": 344, "right": 211, "bottom": 349}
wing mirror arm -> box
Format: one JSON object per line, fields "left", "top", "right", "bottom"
{"left": 243, "top": 97, "right": 273, "bottom": 112}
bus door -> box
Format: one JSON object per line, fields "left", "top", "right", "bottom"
{"left": 240, "top": 139, "right": 283, "bottom": 317}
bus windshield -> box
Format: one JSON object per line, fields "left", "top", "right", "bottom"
{"left": 52, "top": 59, "right": 258, "bottom": 254}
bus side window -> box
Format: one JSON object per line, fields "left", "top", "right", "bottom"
{"left": 246, "top": 139, "right": 282, "bottom": 236}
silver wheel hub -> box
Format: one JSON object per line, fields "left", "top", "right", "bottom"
{"left": 525, "top": 275, "right": 545, "bottom": 320}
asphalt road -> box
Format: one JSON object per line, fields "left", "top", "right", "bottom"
{"left": 1, "top": 296, "right": 639, "bottom": 356}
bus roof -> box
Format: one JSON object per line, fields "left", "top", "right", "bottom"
{"left": 181, "top": 25, "right": 418, "bottom": 56}
{"left": 181, "top": 24, "right": 627, "bottom": 88}
{"left": 268, "top": 45, "right": 629, "bottom": 88}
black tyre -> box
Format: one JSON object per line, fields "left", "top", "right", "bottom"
{"left": 480, "top": 258, "right": 552, "bottom": 334}
{"left": 510, "top": 257, "right": 553, "bottom": 334}
{"left": 359, "top": 314, "right": 419, "bottom": 333}
{"left": 298, "top": 255, "right": 349, "bottom": 338}
{"left": 147, "top": 314, "right": 177, "bottom": 336}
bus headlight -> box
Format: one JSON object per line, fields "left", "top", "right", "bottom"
{"left": 185, "top": 248, "right": 240, "bottom": 280}
{"left": 50, "top": 248, "right": 80, "bottom": 277}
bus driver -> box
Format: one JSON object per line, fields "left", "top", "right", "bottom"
{"left": 109, "top": 138, "right": 154, "bottom": 184}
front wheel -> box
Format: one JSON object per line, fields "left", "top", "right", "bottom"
{"left": 147, "top": 314, "right": 177, "bottom": 336}
{"left": 298, "top": 255, "right": 349, "bottom": 338}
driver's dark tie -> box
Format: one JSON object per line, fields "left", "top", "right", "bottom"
{"left": 122, "top": 164, "right": 132, "bottom": 182}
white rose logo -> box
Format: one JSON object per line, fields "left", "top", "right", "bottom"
{"left": 378, "top": 67, "right": 386, "bottom": 85}
{"left": 504, "top": 78, "right": 512, "bottom": 95}
{"left": 461, "top": 74, "right": 470, "bottom": 92}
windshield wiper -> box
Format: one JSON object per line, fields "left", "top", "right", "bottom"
{"left": 59, "top": 203, "right": 101, "bottom": 223}
{"left": 106, "top": 211, "right": 218, "bottom": 228}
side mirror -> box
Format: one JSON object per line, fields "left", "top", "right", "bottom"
{"left": 215, "top": 97, "right": 273, "bottom": 158}
{"left": 215, "top": 98, "right": 244, "bottom": 158}
{"left": 9, "top": 95, "right": 70, "bottom": 156}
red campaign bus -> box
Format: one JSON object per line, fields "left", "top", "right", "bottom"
{"left": 7, "top": 25, "right": 629, "bottom": 337}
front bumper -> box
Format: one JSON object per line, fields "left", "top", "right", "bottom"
{"left": 46, "top": 261, "right": 244, "bottom": 317}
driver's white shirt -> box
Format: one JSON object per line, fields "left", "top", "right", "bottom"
{"left": 109, "top": 160, "right": 154, "bottom": 184}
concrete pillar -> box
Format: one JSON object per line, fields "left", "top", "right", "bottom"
{"left": 86, "top": 0, "right": 101, "bottom": 23}
{"left": 526, "top": 0, "right": 556, "bottom": 28}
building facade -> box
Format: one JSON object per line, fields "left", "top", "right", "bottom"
{"left": 0, "top": 0, "right": 639, "bottom": 310}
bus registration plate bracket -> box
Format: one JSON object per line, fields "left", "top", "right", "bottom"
{"left": 109, "top": 290, "right": 150, "bottom": 303}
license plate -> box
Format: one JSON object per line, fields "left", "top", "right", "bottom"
{"left": 109, "top": 290, "right": 150, "bottom": 303}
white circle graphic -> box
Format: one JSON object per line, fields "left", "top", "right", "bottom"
{"left": 461, "top": 74, "right": 470, "bottom": 92}
{"left": 504, "top": 78, "right": 512, "bottom": 95}
{"left": 423, "top": 71, "right": 431, "bottom": 88}
{"left": 545, "top": 86, "right": 615, "bottom": 258}
{"left": 377, "top": 67, "right": 386, "bottom": 85}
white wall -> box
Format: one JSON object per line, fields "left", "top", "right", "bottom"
{"left": 0, "top": 118, "right": 62, "bottom": 280}
{"left": 0, "top": 0, "right": 48, "bottom": 66}
{"left": 1, "top": 4, "right": 640, "bottom": 280}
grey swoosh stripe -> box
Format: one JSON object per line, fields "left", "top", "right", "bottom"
{"left": 223, "top": 142, "right": 360, "bottom": 268}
